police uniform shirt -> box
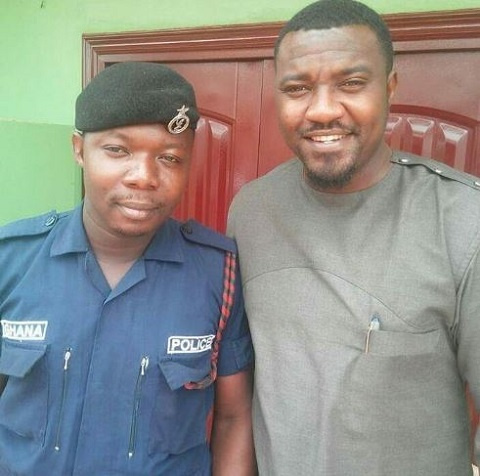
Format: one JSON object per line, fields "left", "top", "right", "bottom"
{"left": 0, "top": 205, "right": 253, "bottom": 475}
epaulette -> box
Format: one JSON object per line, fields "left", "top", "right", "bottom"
{"left": 391, "top": 153, "right": 480, "bottom": 191}
{"left": 180, "top": 219, "right": 237, "bottom": 254}
{"left": 0, "top": 210, "right": 60, "bottom": 241}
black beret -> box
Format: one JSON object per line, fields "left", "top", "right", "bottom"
{"left": 75, "top": 62, "right": 199, "bottom": 134}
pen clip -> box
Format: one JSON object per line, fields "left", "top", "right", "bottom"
{"left": 365, "top": 315, "right": 380, "bottom": 354}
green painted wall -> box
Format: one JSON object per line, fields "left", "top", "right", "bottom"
{"left": 0, "top": 121, "right": 79, "bottom": 221}
{"left": 1, "top": 0, "right": 478, "bottom": 224}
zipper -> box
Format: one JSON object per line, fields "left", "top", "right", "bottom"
{"left": 128, "top": 356, "right": 149, "bottom": 459}
{"left": 54, "top": 348, "right": 72, "bottom": 451}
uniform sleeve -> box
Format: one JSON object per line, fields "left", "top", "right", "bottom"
{"left": 456, "top": 244, "right": 480, "bottom": 462}
{"left": 216, "top": 256, "right": 254, "bottom": 377}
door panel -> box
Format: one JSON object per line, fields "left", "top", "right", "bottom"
{"left": 385, "top": 113, "right": 473, "bottom": 171}
{"left": 174, "top": 116, "right": 232, "bottom": 231}
{"left": 165, "top": 61, "right": 263, "bottom": 231}
{"left": 258, "top": 60, "right": 293, "bottom": 177}
{"left": 392, "top": 50, "right": 480, "bottom": 120}
{"left": 389, "top": 48, "right": 480, "bottom": 174}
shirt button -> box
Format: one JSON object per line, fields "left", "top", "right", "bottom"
{"left": 434, "top": 168, "right": 443, "bottom": 174}
{"left": 399, "top": 158, "right": 410, "bottom": 163}
{"left": 474, "top": 181, "right": 480, "bottom": 188}
{"left": 44, "top": 215, "right": 57, "bottom": 227}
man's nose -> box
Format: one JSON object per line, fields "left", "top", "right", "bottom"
{"left": 304, "top": 86, "right": 344, "bottom": 124}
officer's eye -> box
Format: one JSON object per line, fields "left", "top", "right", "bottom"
{"left": 103, "top": 145, "right": 129, "bottom": 156}
{"left": 159, "top": 155, "right": 180, "bottom": 164}
{"left": 280, "top": 84, "right": 311, "bottom": 96}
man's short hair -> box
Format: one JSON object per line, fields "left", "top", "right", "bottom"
{"left": 275, "top": 0, "right": 394, "bottom": 73}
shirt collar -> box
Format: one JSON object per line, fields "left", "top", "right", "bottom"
{"left": 50, "top": 205, "right": 88, "bottom": 256}
{"left": 143, "top": 219, "right": 184, "bottom": 263}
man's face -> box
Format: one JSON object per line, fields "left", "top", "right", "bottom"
{"left": 72, "top": 123, "right": 194, "bottom": 240}
{"left": 275, "top": 25, "right": 397, "bottom": 192}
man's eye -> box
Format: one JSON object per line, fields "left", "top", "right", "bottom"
{"left": 341, "top": 79, "right": 366, "bottom": 89}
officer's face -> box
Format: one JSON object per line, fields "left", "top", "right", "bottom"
{"left": 73, "top": 123, "right": 193, "bottom": 239}
{"left": 275, "top": 25, "right": 397, "bottom": 193}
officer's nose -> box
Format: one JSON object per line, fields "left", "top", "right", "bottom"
{"left": 123, "top": 156, "right": 160, "bottom": 189}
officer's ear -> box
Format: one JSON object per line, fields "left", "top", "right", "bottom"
{"left": 72, "top": 131, "right": 85, "bottom": 168}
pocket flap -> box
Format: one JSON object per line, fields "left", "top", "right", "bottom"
{"left": 0, "top": 340, "right": 47, "bottom": 378}
{"left": 158, "top": 353, "right": 211, "bottom": 391}
{"left": 368, "top": 328, "right": 441, "bottom": 356}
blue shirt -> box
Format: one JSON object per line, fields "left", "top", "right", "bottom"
{"left": 0, "top": 206, "right": 253, "bottom": 475}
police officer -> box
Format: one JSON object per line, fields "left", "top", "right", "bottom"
{"left": 0, "top": 62, "right": 255, "bottom": 475}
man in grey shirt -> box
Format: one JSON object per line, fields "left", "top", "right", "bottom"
{"left": 227, "top": 0, "right": 480, "bottom": 474}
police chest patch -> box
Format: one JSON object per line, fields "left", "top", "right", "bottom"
{"left": 167, "top": 334, "right": 215, "bottom": 354}
{"left": 1, "top": 320, "right": 48, "bottom": 341}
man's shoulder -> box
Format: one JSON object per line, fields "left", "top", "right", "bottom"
{"left": 392, "top": 151, "right": 480, "bottom": 193}
{"left": 178, "top": 219, "right": 237, "bottom": 254}
{"left": 247, "top": 158, "right": 298, "bottom": 187}
{"left": 233, "top": 158, "right": 299, "bottom": 205}
{"left": 0, "top": 210, "right": 68, "bottom": 242}
{"left": 392, "top": 152, "right": 480, "bottom": 256}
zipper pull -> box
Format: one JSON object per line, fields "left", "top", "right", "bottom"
{"left": 365, "top": 315, "right": 380, "bottom": 354}
{"left": 128, "top": 356, "right": 150, "bottom": 459}
{"left": 140, "top": 356, "right": 149, "bottom": 376}
{"left": 55, "top": 348, "right": 73, "bottom": 452}
{"left": 63, "top": 348, "right": 72, "bottom": 370}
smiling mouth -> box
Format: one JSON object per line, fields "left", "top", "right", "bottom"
{"left": 309, "top": 134, "right": 346, "bottom": 144}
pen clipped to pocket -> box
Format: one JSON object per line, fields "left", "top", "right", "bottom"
{"left": 364, "top": 314, "right": 380, "bottom": 353}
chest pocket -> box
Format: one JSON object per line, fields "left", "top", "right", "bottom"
{"left": 148, "top": 352, "right": 213, "bottom": 456}
{"left": 339, "top": 327, "right": 468, "bottom": 463}
{"left": 0, "top": 340, "right": 48, "bottom": 443}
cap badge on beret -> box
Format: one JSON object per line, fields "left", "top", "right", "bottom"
{"left": 168, "top": 105, "right": 190, "bottom": 134}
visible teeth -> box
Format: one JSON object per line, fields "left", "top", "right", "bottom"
{"left": 311, "top": 135, "right": 343, "bottom": 143}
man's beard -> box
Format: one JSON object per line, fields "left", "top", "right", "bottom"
{"left": 295, "top": 122, "right": 361, "bottom": 191}
{"left": 302, "top": 152, "right": 359, "bottom": 191}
